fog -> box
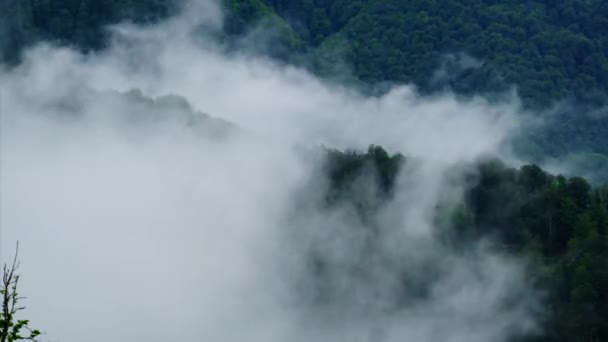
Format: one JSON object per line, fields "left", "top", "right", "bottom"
{"left": 1, "top": 1, "right": 538, "bottom": 341}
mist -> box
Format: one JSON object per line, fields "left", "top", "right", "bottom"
{"left": 1, "top": 1, "right": 538, "bottom": 341}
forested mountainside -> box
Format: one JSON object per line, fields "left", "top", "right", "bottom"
{"left": 3, "top": 0, "right": 608, "bottom": 107}
{"left": 321, "top": 146, "right": 608, "bottom": 342}
{"left": 0, "top": 0, "right": 176, "bottom": 61}
{"left": 227, "top": 0, "right": 608, "bottom": 163}
{"left": 2, "top": 0, "right": 608, "bottom": 164}
{"left": 256, "top": 0, "right": 608, "bottom": 106}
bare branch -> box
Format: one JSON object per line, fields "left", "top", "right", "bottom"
{"left": 0, "top": 242, "right": 40, "bottom": 342}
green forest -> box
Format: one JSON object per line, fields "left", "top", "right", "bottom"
{"left": 319, "top": 146, "right": 608, "bottom": 342}
{"left": 3, "top": 0, "right": 608, "bottom": 107}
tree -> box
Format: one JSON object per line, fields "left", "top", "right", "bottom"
{"left": 0, "top": 244, "right": 41, "bottom": 342}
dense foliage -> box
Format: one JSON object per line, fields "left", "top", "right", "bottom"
{"left": 4, "top": 0, "right": 607, "bottom": 107}
{"left": 461, "top": 158, "right": 608, "bottom": 341}
{"left": 0, "top": 0, "right": 176, "bottom": 61}
{"left": 323, "top": 146, "right": 608, "bottom": 341}
{"left": 227, "top": 0, "right": 608, "bottom": 170}
{"left": 258, "top": 0, "right": 608, "bottom": 106}
{"left": 249, "top": 0, "right": 608, "bottom": 168}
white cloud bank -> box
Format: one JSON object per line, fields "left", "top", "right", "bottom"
{"left": 0, "top": 1, "right": 537, "bottom": 341}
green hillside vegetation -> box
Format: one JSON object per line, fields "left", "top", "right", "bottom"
{"left": 259, "top": 0, "right": 608, "bottom": 106}
{"left": 322, "top": 146, "right": 608, "bottom": 342}
{"left": 0, "top": 0, "right": 176, "bottom": 62}
{"left": 248, "top": 0, "right": 608, "bottom": 167}
{"left": 228, "top": 0, "right": 608, "bottom": 169}
{"left": 4, "top": 0, "right": 607, "bottom": 108}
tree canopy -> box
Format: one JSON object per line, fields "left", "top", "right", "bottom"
{"left": 323, "top": 146, "right": 608, "bottom": 341}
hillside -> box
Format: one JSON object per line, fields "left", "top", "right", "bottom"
{"left": 247, "top": 0, "right": 608, "bottom": 165}
{"left": 4, "top": 0, "right": 608, "bottom": 107}
{"left": 261, "top": 0, "right": 608, "bottom": 106}
{"left": 305, "top": 146, "right": 608, "bottom": 341}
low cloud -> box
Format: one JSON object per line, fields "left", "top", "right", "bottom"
{"left": 1, "top": 1, "right": 537, "bottom": 341}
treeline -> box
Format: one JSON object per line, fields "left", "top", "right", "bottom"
{"left": 0, "top": 0, "right": 176, "bottom": 61}
{"left": 322, "top": 146, "right": 608, "bottom": 341}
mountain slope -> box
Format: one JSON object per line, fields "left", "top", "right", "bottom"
{"left": 262, "top": 0, "right": 608, "bottom": 106}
